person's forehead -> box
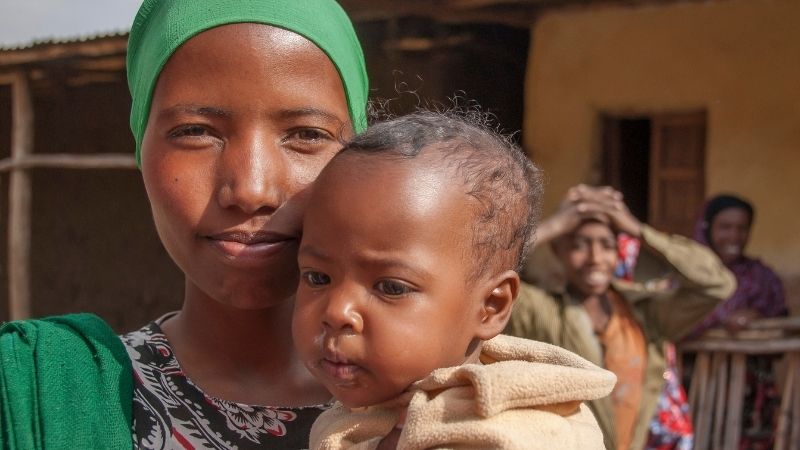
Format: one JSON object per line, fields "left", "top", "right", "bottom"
{"left": 190, "top": 23, "right": 319, "bottom": 51}
{"left": 314, "top": 152, "right": 471, "bottom": 220}
{"left": 325, "top": 150, "right": 457, "bottom": 187}
{"left": 150, "top": 22, "right": 348, "bottom": 122}
{"left": 714, "top": 207, "right": 750, "bottom": 222}
{"left": 172, "top": 23, "right": 328, "bottom": 71}
{"left": 572, "top": 222, "right": 615, "bottom": 239}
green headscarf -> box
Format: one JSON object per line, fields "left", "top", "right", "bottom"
{"left": 127, "top": 0, "right": 369, "bottom": 165}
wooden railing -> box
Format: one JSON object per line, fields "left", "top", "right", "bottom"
{"left": 679, "top": 316, "right": 800, "bottom": 450}
{"left": 0, "top": 70, "right": 137, "bottom": 321}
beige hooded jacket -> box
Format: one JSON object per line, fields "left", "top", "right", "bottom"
{"left": 309, "top": 334, "right": 616, "bottom": 450}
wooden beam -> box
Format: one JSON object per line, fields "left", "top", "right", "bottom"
{"left": 0, "top": 73, "right": 17, "bottom": 84}
{"left": 681, "top": 338, "right": 800, "bottom": 354}
{"left": 0, "top": 154, "right": 138, "bottom": 172}
{"left": 8, "top": 71, "right": 34, "bottom": 320}
{"left": 72, "top": 56, "right": 127, "bottom": 72}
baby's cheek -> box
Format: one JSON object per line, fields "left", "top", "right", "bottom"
{"left": 291, "top": 302, "right": 317, "bottom": 350}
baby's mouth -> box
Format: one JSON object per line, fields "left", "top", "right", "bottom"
{"left": 320, "top": 357, "right": 362, "bottom": 383}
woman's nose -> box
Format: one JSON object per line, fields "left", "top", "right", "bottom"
{"left": 216, "top": 132, "right": 288, "bottom": 214}
{"left": 323, "top": 287, "right": 364, "bottom": 334}
{"left": 588, "top": 242, "right": 603, "bottom": 264}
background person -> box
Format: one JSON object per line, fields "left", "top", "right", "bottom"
{"left": 689, "top": 194, "right": 787, "bottom": 335}
{"left": 505, "top": 185, "right": 735, "bottom": 450}
{"left": 686, "top": 194, "right": 787, "bottom": 449}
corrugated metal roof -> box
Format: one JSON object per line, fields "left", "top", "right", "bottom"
{"left": 0, "top": 29, "right": 129, "bottom": 52}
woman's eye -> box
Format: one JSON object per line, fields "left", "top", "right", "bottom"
{"left": 302, "top": 271, "right": 331, "bottom": 287}
{"left": 284, "top": 128, "right": 336, "bottom": 152}
{"left": 166, "top": 124, "right": 223, "bottom": 149}
{"left": 295, "top": 128, "right": 328, "bottom": 141}
{"left": 168, "top": 125, "right": 209, "bottom": 138}
{"left": 375, "top": 280, "right": 415, "bottom": 297}
{"left": 571, "top": 241, "right": 589, "bottom": 251}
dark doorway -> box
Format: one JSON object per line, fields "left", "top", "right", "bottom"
{"left": 603, "top": 111, "right": 707, "bottom": 237}
{"left": 602, "top": 116, "right": 651, "bottom": 223}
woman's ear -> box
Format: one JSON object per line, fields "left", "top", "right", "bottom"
{"left": 475, "top": 270, "right": 520, "bottom": 341}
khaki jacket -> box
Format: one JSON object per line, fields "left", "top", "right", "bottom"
{"left": 310, "top": 335, "right": 616, "bottom": 450}
{"left": 505, "top": 225, "right": 735, "bottom": 450}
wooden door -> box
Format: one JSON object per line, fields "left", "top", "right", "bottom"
{"left": 649, "top": 112, "right": 707, "bottom": 237}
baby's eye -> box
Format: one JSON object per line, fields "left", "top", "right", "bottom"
{"left": 302, "top": 271, "right": 331, "bottom": 287}
{"left": 375, "top": 280, "right": 415, "bottom": 297}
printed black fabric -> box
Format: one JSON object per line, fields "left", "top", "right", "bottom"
{"left": 121, "top": 318, "right": 329, "bottom": 449}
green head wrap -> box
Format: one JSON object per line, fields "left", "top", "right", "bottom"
{"left": 127, "top": 0, "right": 369, "bottom": 165}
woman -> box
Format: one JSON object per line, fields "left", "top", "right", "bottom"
{"left": 688, "top": 194, "right": 786, "bottom": 449}
{"left": 689, "top": 194, "right": 786, "bottom": 335}
{"left": 505, "top": 185, "right": 735, "bottom": 450}
{"left": 0, "top": 1, "right": 368, "bottom": 448}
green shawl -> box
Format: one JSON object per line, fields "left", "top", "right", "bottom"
{"left": 0, "top": 314, "right": 133, "bottom": 449}
{"left": 127, "top": 0, "right": 369, "bottom": 165}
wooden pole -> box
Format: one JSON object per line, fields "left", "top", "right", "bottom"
{"left": 8, "top": 71, "right": 34, "bottom": 320}
{"left": 775, "top": 352, "right": 797, "bottom": 450}
{"left": 691, "top": 351, "right": 713, "bottom": 450}
{"left": 0, "top": 153, "right": 138, "bottom": 172}
{"left": 711, "top": 352, "right": 728, "bottom": 450}
{"left": 723, "top": 353, "right": 747, "bottom": 449}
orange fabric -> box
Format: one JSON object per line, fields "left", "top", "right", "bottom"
{"left": 598, "top": 291, "right": 647, "bottom": 450}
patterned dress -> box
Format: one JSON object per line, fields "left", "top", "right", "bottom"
{"left": 121, "top": 317, "right": 329, "bottom": 449}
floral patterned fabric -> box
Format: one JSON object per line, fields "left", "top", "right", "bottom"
{"left": 645, "top": 344, "right": 693, "bottom": 450}
{"left": 121, "top": 318, "right": 329, "bottom": 449}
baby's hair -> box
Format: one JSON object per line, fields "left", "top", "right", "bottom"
{"left": 338, "top": 107, "right": 544, "bottom": 278}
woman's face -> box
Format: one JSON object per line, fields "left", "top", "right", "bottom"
{"left": 141, "top": 23, "right": 351, "bottom": 309}
{"left": 710, "top": 207, "right": 751, "bottom": 264}
{"left": 553, "top": 221, "right": 618, "bottom": 297}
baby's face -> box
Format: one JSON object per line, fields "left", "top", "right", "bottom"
{"left": 292, "top": 153, "right": 484, "bottom": 408}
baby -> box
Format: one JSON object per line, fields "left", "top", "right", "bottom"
{"left": 292, "top": 111, "right": 616, "bottom": 449}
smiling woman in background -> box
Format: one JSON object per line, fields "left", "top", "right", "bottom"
{"left": 686, "top": 194, "right": 787, "bottom": 450}
{"left": 0, "top": 1, "right": 368, "bottom": 448}
{"left": 689, "top": 194, "right": 787, "bottom": 335}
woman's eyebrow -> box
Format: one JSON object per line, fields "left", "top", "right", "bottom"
{"left": 158, "top": 104, "right": 232, "bottom": 119}
{"left": 276, "top": 107, "right": 344, "bottom": 124}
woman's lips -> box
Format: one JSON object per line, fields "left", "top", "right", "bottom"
{"left": 721, "top": 244, "right": 742, "bottom": 256}
{"left": 205, "top": 230, "right": 296, "bottom": 262}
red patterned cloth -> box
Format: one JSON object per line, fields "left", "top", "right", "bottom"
{"left": 645, "top": 343, "right": 693, "bottom": 450}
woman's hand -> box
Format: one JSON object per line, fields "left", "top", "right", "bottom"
{"left": 534, "top": 185, "right": 609, "bottom": 246}
{"left": 534, "top": 184, "right": 642, "bottom": 248}
{"left": 264, "top": 184, "right": 313, "bottom": 239}
{"left": 723, "top": 309, "right": 761, "bottom": 334}
{"left": 567, "top": 184, "right": 643, "bottom": 237}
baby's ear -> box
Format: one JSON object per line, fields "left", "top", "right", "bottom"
{"left": 475, "top": 270, "right": 520, "bottom": 340}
